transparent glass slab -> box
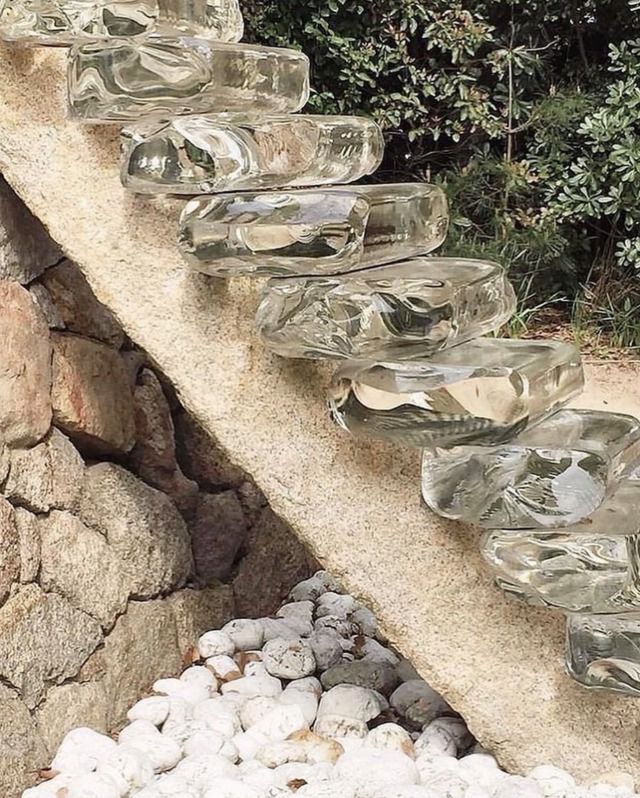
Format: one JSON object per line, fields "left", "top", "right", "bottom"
{"left": 328, "top": 337, "right": 581, "bottom": 446}
{"left": 481, "top": 472, "right": 640, "bottom": 613}
{"left": 566, "top": 612, "right": 640, "bottom": 696}
{"left": 178, "top": 184, "right": 448, "bottom": 277}
{"left": 0, "top": 0, "right": 243, "bottom": 44}
{"left": 421, "top": 409, "right": 640, "bottom": 529}
{"left": 121, "top": 113, "right": 384, "bottom": 195}
{"left": 257, "top": 258, "right": 514, "bottom": 361}
{"left": 68, "top": 36, "right": 310, "bottom": 122}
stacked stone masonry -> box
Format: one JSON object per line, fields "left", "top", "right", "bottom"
{"left": 0, "top": 178, "right": 315, "bottom": 797}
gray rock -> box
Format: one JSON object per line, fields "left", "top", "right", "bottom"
{"left": 390, "top": 680, "right": 451, "bottom": 729}
{"left": 29, "top": 282, "right": 66, "bottom": 329}
{"left": 0, "top": 497, "right": 19, "bottom": 605}
{"left": 81, "top": 599, "right": 182, "bottom": 728}
{"left": 320, "top": 660, "right": 399, "bottom": 696}
{"left": 130, "top": 369, "right": 198, "bottom": 516}
{"left": 3, "top": 427, "right": 84, "bottom": 512}
{"left": 41, "top": 259, "right": 124, "bottom": 346}
{"left": 51, "top": 332, "right": 136, "bottom": 457}
{"left": 0, "top": 175, "right": 61, "bottom": 283}
{"left": 36, "top": 680, "right": 109, "bottom": 754}
{"left": 77, "top": 463, "right": 193, "bottom": 599}
{"left": 191, "top": 491, "right": 248, "bottom": 584}
{"left": 0, "top": 683, "right": 49, "bottom": 796}
{"left": 233, "top": 506, "right": 314, "bottom": 618}
{"left": 38, "top": 510, "right": 129, "bottom": 627}
{"left": 175, "top": 410, "right": 247, "bottom": 489}
{"left": 0, "top": 280, "right": 52, "bottom": 446}
{"left": 14, "top": 508, "right": 40, "bottom": 584}
{"left": 309, "top": 630, "right": 343, "bottom": 672}
{"left": 0, "top": 583, "right": 102, "bottom": 708}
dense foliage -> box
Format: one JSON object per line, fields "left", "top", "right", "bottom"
{"left": 241, "top": 0, "right": 640, "bottom": 341}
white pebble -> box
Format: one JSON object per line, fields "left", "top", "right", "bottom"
{"left": 96, "top": 745, "right": 155, "bottom": 794}
{"left": 22, "top": 775, "right": 74, "bottom": 798}
{"left": 223, "top": 619, "right": 265, "bottom": 652}
{"left": 279, "top": 681, "right": 319, "bottom": 726}
{"left": 457, "top": 753, "right": 507, "bottom": 791}
{"left": 180, "top": 665, "right": 219, "bottom": 692}
{"left": 119, "top": 722, "right": 182, "bottom": 773}
{"left": 153, "top": 677, "right": 211, "bottom": 706}
{"left": 51, "top": 728, "right": 118, "bottom": 774}
{"left": 233, "top": 728, "right": 271, "bottom": 761}
{"left": 314, "top": 713, "right": 368, "bottom": 739}
{"left": 263, "top": 637, "right": 316, "bottom": 680}
{"left": 309, "top": 630, "right": 344, "bottom": 672}
{"left": 251, "top": 703, "right": 309, "bottom": 741}
{"left": 175, "top": 753, "right": 238, "bottom": 789}
{"left": 207, "top": 655, "right": 243, "bottom": 683}
{"left": 365, "top": 723, "right": 415, "bottom": 758}
{"left": 241, "top": 696, "right": 280, "bottom": 729}
{"left": 127, "top": 696, "right": 171, "bottom": 727}
{"left": 64, "top": 773, "right": 121, "bottom": 798}
{"left": 415, "top": 717, "right": 471, "bottom": 758}
{"left": 493, "top": 776, "right": 544, "bottom": 798}
{"left": 135, "top": 772, "right": 199, "bottom": 797}
{"left": 314, "top": 615, "right": 358, "bottom": 638}
{"left": 203, "top": 777, "right": 265, "bottom": 797}
{"left": 193, "top": 698, "right": 241, "bottom": 738}
{"left": 528, "top": 765, "right": 576, "bottom": 797}
{"left": 198, "top": 630, "right": 235, "bottom": 658}
{"left": 221, "top": 674, "right": 283, "bottom": 703}
{"left": 277, "top": 601, "right": 315, "bottom": 636}
{"left": 318, "top": 684, "right": 384, "bottom": 723}
{"left": 289, "top": 574, "right": 330, "bottom": 603}
{"left": 334, "top": 749, "right": 420, "bottom": 790}
{"left": 316, "top": 592, "right": 358, "bottom": 620}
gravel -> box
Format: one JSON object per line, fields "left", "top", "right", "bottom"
{"left": 23, "top": 571, "right": 638, "bottom": 798}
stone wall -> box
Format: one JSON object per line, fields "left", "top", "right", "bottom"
{"left": 0, "top": 176, "right": 316, "bottom": 796}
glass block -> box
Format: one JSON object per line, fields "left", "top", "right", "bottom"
{"left": 328, "top": 338, "right": 581, "bottom": 447}
{"left": 258, "top": 260, "right": 516, "bottom": 361}
{"left": 68, "top": 37, "right": 310, "bottom": 123}
{"left": 566, "top": 613, "right": 640, "bottom": 696}
{"left": 0, "top": 0, "right": 243, "bottom": 44}
{"left": 422, "top": 409, "right": 640, "bottom": 530}
{"left": 481, "top": 472, "right": 640, "bottom": 613}
{"left": 121, "top": 113, "right": 384, "bottom": 195}
{"left": 178, "top": 184, "right": 448, "bottom": 277}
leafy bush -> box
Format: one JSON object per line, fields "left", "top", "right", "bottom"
{"left": 241, "top": 0, "right": 640, "bottom": 341}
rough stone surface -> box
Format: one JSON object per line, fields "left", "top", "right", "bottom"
{"left": 233, "top": 506, "right": 315, "bottom": 618}
{"left": 0, "top": 583, "right": 102, "bottom": 708}
{"left": 167, "top": 584, "right": 236, "bottom": 656}
{"left": 51, "top": 332, "right": 136, "bottom": 456}
{"left": 0, "top": 175, "right": 61, "bottom": 283}
{"left": 0, "top": 684, "right": 48, "bottom": 797}
{"left": 3, "top": 427, "right": 84, "bottom": 512}
{"left": 0, "top": 497, "right": 19, "bottom": 605}
{"left": 175, "top": 410, "right": 247, "bottom": 489}
{"left": 38, "top": 510, "right": 129, "bottom": 627}
{"left": 2, "top": 49, "right": 640, "bottom": 779}
{"left": 191, "top": 491, "right": 248, "bottom": 584}
{"left": 0, "top": 279, "right": 52, "bottom": 446}
{"left": 41, "top": 259, "right": 124, "bottom": 346}
{"left": 29, "top": 282, "right": 65, "bottom": 329}
{"left": 14, "top": 507, "right": 41, "bottom": 584}
{"left": 130, "top": 368, "right": 198, "bottom": 515}
{"left": 35, "top": 680, "right": 109, "bottom": 755}
{"left": 80, "top": 599, "right": 182, "bottom": 728}
{"left": 77, "top": 463, "right": 193, "bottom": 599}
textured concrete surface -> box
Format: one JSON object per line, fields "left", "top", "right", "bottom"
{"left": 1, "top": 47, "right": 640, "bottom": 779}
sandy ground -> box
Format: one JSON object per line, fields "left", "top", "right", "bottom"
{"left": 573, "top": 360, "right": 640, "bottom": 417}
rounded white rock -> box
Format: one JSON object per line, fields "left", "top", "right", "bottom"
{"left": 96, "top": 745, "right": 155, "bottom": 794}
{"left": 207, "top": 655, "right": 243, "bottom": 683}
{"left": 64, "top": 772, "right": 122, "bottom": 798}
{"left": 240, "top": 695, "right": 280, "bottom": 730}
{"left": 198, "top": 630, "right": 235, "bottom": 659}
{"left": 334, "top": 749, "right": 420, "bottom": 790}
{"left": 263, "top": 637, "right": 317, "bottom": 680}
{"left": 223, "top": 619, "right": 265, "bottom": 652}
{"left": 493, "top": 776, "right": 544, "bottom": 798}
{"left": 316, "top": 592, "right": 358, "bottom": 620}
{"left": 250, "top": 703, "right": 309, "bottom": 741}
{"left": 193, "top": 698, "right": 241, "bottom": 738}
{"left": 22, "top": 774, "right": 75, "bottom": 797}
{"left": 221, "top": 674, "right": 283, "bottom": 702}
{"left": 365, "top": 723, "right": 415, "bottom": 758}
{"left": 260, "top": 617, "right": 302, "bottom": 642}
{"left": 127, "top": 696, "right": 171, "bottom": 727}
{"left": 51, "top": 728, "right": 118, "bottom": 774}
{"left": 203, "top": 777, "right": 266, "bottom": 798}
{"left": 457, "top": 753, "right": 508, "bottom": 791}
{"left": 180, "top": 665, "right": 219, "bottom": 692}
{"left": 279, "top": 683, "right": 319, "bottom": 726}
{"left": 175, "top": 753, "right": 238, "bottom": 788}
{"left": 528, "top": 765, "right": 576, "bottom": 797}
{"left": 314, "top": 713, "right": 368, "bottom": 739}
{"left": 317, "top": 684, "right": 384, "bottom": 723}
{"left": 415, "top": 717, "right": 472, "bottom": 758}
{"left": 276, "top": 601, "right": 315, "bottom": 637}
